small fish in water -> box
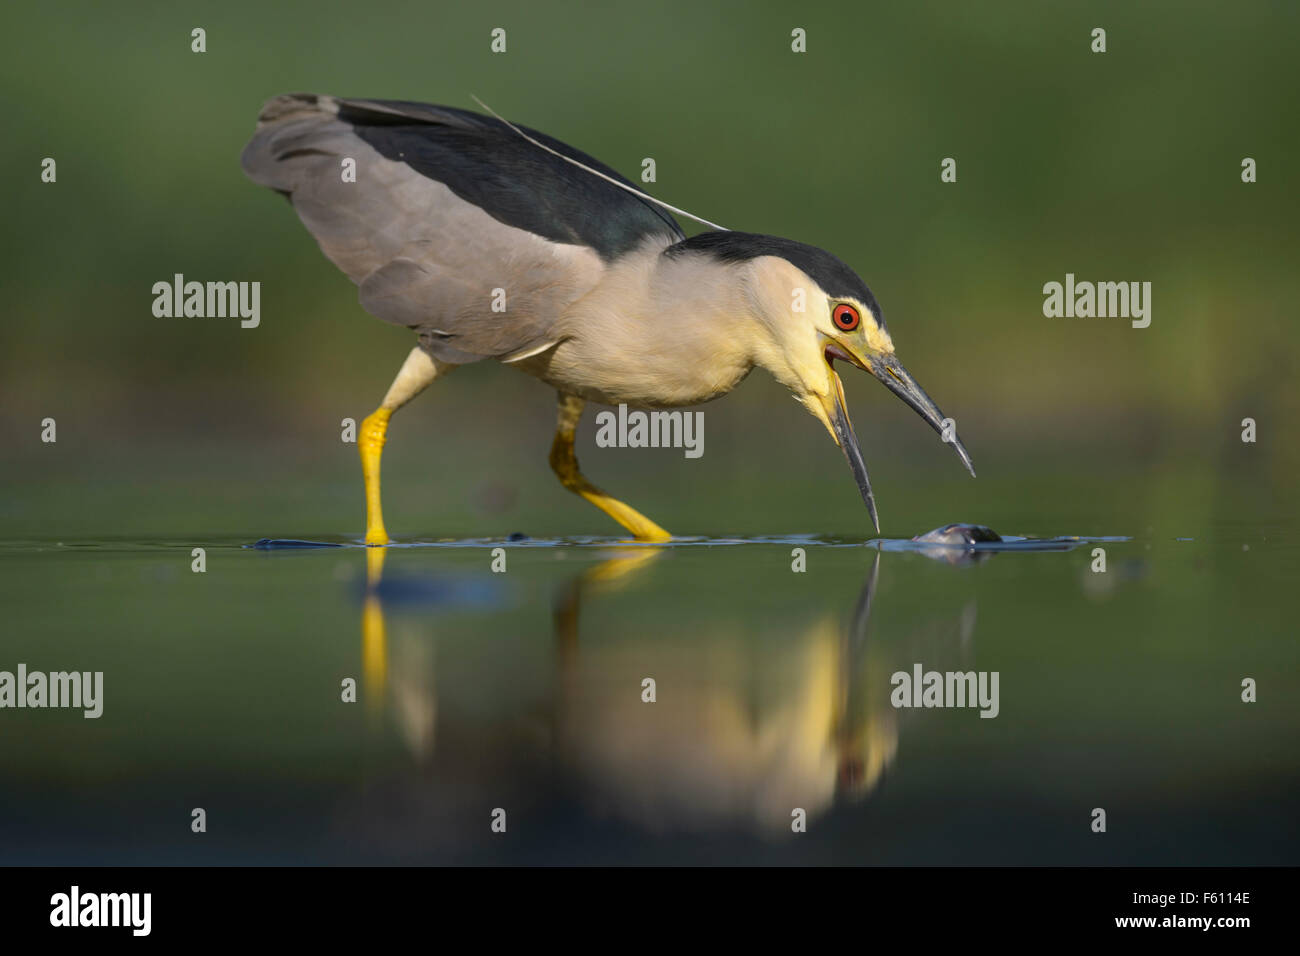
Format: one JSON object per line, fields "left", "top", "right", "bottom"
{"left": 912, "top": 524, "right": 1003, "bottom": 547}
{"left": 906, "top": 523, "right": 1002, "bottom": 566}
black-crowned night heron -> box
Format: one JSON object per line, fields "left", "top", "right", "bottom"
{"left": 242, "top": 94, "right": 974, "bottom": 544}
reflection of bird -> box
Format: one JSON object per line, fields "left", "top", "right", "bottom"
{"left": 361, "top": 548, "right": 438, "bottom": 758}
{"left": 551, "top": 552, "right": 901, "bottom": 835}
{"left": 557, "top": 617, "right": 855, "bottom": 833}
{"left": 243, "top": 94, "right": 974, "bottom": 543}
{"left": 351, "top": 545, "right": 982, "bottom": 841}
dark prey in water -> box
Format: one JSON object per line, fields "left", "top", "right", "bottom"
{"left": 912, "top": 523, "right": 1003, "bottom": 547}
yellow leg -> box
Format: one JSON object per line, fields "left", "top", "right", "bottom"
{"left": 360, "top": 346, "right": 452, "bottom": 546}
{"left": 548, "top": 392, "right": 672, "bottom": 542}
{"left": 360, "top": 408, "right": 392, "bottom": 545}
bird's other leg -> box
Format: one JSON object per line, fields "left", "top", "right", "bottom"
{"left": 548, "top": 392, "right": 672, "bottom": 543}
{"left": 360, "top": 346, "right": 453, "bottom": 546}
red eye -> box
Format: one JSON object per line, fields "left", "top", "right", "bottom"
{"left": 832, "top": 303, "right": 860, "bottom": 331}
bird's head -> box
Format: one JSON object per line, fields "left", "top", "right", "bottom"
{"left": 675, "top": 232, "right": 974, "bottom": 532}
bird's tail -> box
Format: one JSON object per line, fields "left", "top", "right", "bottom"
{"left": 253, "top": 92, "right": 329, "bottom": 125}
{"left": 240, "top": 93, "right": 346, "bottom": 195}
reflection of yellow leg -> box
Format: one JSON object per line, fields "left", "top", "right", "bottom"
{"left": 548, "top": 392, "right": 672, "bottom": 542}
{"left": 360, "top": 347, "right": 453, "bottom": 546}
{"left": 585, "top": 549, "right": 664, "bottom": 584}
{"left": 361, "top": 598, "right": 386, "bottom": 711}
{"left": 361, "top": 595, "right": 386, "bottom": 715}
{"left": 362, "top": 547, "right": 387, "bottom": 709}
{"left": 553, "top": 549, "right": 664, "bottom": 672}
{"left": 361, "top": 546, "right": 384, "bottom": 712}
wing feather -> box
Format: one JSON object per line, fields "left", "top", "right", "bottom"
{"left": 241, "top": 94, "right": 670, "bottom": 362}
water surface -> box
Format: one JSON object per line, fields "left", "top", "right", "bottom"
{"left": 1, "top": 519, "right": 1294, "bottom": 865}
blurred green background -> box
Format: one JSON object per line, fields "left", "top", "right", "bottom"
{"left": 3, "top": 0, "right": 1297, "bottom": 540}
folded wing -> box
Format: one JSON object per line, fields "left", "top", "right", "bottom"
{"left": 241, "top": 94, "right": 684, "bottom": 363}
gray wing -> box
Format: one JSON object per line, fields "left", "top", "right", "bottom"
{"left": 241, "top": 94, "right": 684, "bottom": 363}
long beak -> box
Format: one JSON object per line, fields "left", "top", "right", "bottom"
{"left": 812, "top": 360, "right": 881, "bottom": 532}
{"left": 815, "top": 338, "right": 976, "bottom": 533}
{"left": 867, "top": 351, "right": 976, "bottom": 478}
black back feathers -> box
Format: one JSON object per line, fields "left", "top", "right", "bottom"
{"left": 335, "top": 98, "right": 685, "bottom": 261}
